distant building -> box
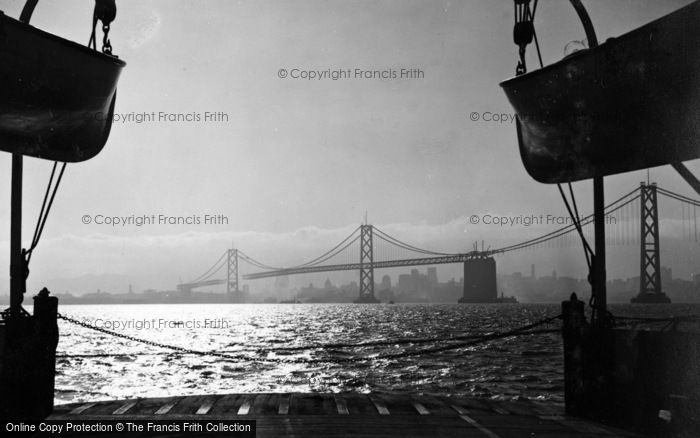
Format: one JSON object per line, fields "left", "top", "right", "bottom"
{"left": 661, "top": 266, "right": 672, "bottom": 286}
{"left": 274, "top": 275, "right": 289, "bottom": 289}
{"left": 427, "top": 267, "right": 438, "bottom": 285}
{"left": 693, "top": 273, "right": 700, "bottom": 285}
{"left": 380, "top": 275, "right": 392, "bottom": 290}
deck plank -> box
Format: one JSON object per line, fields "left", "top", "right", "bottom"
{"left": 416, "top": 395, "right": 456, "bottom": 416}
{"left": 112, "top": 400, "right": 138, "bottom": 415}
{"left": 334, "top": 395, "right": 349, "bottom": 415}
{"left": 253, "top": 415, "right": 487, "bottom": 438}
{"left": 290, "top": 393, "right": 334, "bottom": 415}
{"left": 344, "top": 393, "right": 379, "bottom": 416}
{"left": 251, "top": 393, "right": 283, "bottom": 416}
{"left": 68, "top": 402, "right": 97, "bottom": 415}
{"left": 130, "top": 396, "right": 180, "bottom": 416}
{"left": 237, "top": 397, "right": 252, "bottom": 415}
{"left": 84, "top": 400, "right": 125, "bottom": 415}
{"left": 369, "top": 396, "right": 390, "bottom": 416}
{"left": 154, "top": 401, "right": 178, "bottom": 415}
{"left": 168, "top": 395, "right": 217, "bottom": 415}
{"left": 460, "top": 414, "right": 503, "bottom": 438}
{"left": 278, "top": 394, "right": 290, "bottom": 415}
{"left": 195, "top": 397, "right": 215, "bottom": 415}
{"left": 208, "top": 394, "right": 243, "bottom": 416}
{"left": 412, "top": 400, "right": 430, "bottom": 415}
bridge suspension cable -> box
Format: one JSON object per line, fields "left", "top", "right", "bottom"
{"left": 237, "top": 250, "right": 283, "bottom": 271}
{"left": 373, "top": 226, "right": 452, "bottom": 257}
{"left": 239, "top": 226, "right": 362, "bottom": 271}
{"left": 657, "top": 186, "right": 700, "bottom": 206}
{"left": 291, "top": 226, "right": 361, "bottom": 268}
{"left": 188, "top": 250, "right": 227, "bottom": 284}
{"left": 491, "top": 186, "right": 642, "bottom": 255}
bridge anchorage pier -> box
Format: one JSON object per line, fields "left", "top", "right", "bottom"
{"left": 354, "top": 225, "right": 380, "bottom": 303}
{"left": 458, "top": 255, "right": 498, "bottom": 303}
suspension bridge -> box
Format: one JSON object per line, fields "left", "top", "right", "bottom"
{"left": 177, "top": 183, "right": 700, "bottom": 303}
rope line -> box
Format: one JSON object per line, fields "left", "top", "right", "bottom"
{"left": 26, "top": 162, "right": 67, "bottom": 264}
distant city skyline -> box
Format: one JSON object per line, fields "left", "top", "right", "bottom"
{"left": 5, "top": 262, "right": 698, "bottom": 305}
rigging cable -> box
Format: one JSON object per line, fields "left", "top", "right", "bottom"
{"left": 556, "top": 183, "right": 593, "bottom": 270}
{"left": 24, "top": 162, "right": 68, "bottom": 267}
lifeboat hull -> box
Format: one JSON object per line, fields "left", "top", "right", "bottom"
{"left": 500, "top": 1, "right": 700, "bottom": 183}
{"left": 0, "top": 11, "right": 126, "bottom": 162}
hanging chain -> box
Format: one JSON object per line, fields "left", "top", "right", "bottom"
{"left": 88, "top": 0, "right": 117, "bottom": 56}
{"left": 102, "top": 23, "right": 112, "bottom": 55}
{"left": 513, "top": 0, "right": 537, "bottom": 75}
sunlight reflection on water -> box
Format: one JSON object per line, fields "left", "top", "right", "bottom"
{"left": 55, "top": 303, "right": 570, "bottom": 404}
{"left": 56, "top": 302, "right": 698, "bottom": 404}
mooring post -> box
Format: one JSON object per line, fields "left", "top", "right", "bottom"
{"left": 562, "top": 293, "right": 587, "bottom": 414}
{"left": 33, "top": 288, "right": 59, "bottom": 418}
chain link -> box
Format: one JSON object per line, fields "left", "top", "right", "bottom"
{"left": 102, "top": 24, "right": 113, "bottom": 55}
{"left": 57, "top": 313, "right": 269, "bottom": 363}
{"left": 56, "top": 312, "right": 562, "bottom": 365}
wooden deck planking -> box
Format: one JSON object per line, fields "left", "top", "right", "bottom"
{"left": 252, "top": 393, "right": 282, "bottom": 416}
{"left": 237, "top": 396, "right": 253, "bottom": 415}
{"left": 373, "top": 393, "right": 415, "bottom": 415}
{"left": 80, "top": 400, "right": 124, "bottom": 415}
{"left": 112, "top": 399, "right": 138, "bottom": 415}
{"left": 126, "top": 396, "right": 180, "bottom": 416}
{"left": 334, "top": 395, "right": 349, "bottom": 415}
{"left": 415, "top": 395, "right": 457, "bottom": 416}
{"left": 290, "top": 393, "right": 335, "bottom": 416}
{"left": 208, "top": 393, "right": 244, "bottom": 416}
{"left": 253, "top": 415, "right": 488, "bottom": 438}
{"left": 67, "top": 402, "right": 96, "bottom": 415}
{"left": 278, "top": 394, "right": 291, "bottom": 415}
{"left": 465, "top": 413, "right": 587, "bottom": 438}
{"left": 343, "top": 393, "right": 383, "bottom": 416}
{"left": 168, "top": 394, "right": 218, "bottom": 415}
{"left": 154, "top": 401, "right": 178, "bottom": 415}
{"left": 195, "top": 396, "right": 215, "bottom": 415}
{"left": 412, "top": 400, "right": 430, "bottom": 415}
{"left": 48, "top": 393, "right": 645, "bottom": 437}
{"left": 369, "top": 395, "right": 391, "bottom": 415}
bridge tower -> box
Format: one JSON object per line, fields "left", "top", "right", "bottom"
{"left": 227, "top": 249, "right": 239, "bottom": 295}
{"left": 354, "top": 225, "right": 379, "bottom": 303}
{"left": 632, "top": 183, "right": 670, "bottom": 303}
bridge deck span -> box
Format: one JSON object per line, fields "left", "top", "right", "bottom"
{"left": 243, "top": 253, "right": 489, "bottom": 280}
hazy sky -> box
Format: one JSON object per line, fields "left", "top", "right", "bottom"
{"left": 0, "top": 0, "right": 698, "bottom": 295}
